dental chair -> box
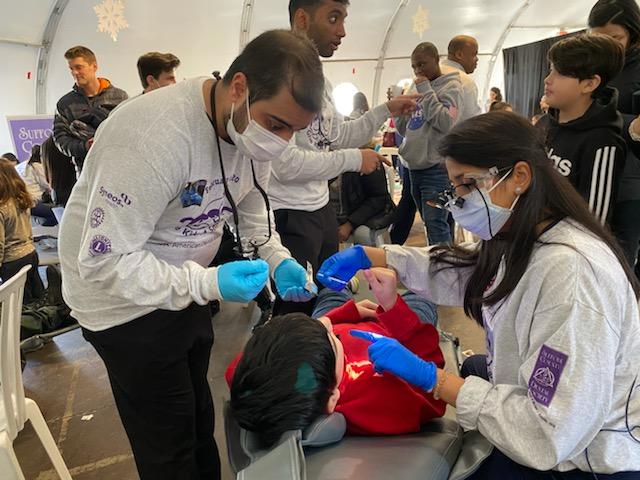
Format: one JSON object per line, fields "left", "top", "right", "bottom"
{"left": 224, "top": 331, "right": 493, "bottom": 480}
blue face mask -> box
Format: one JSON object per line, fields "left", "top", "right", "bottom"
{"left": 449, "top": 170, "right": 519, "bottom": 241}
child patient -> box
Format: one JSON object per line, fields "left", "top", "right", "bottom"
{"left": 226, "top": 268, "right": 446, "bottom": 447}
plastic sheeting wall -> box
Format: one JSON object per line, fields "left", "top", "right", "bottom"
{"left": 0, "top": 44, "right": 38, "bottom": 154}
{"left": 0, "top": 0, "right": 604, "bottom": 154}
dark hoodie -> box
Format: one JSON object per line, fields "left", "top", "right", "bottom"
{"left": 537, "top": 87, "right": 626, "bottom": 224}
{"left": 53, "top": 78, "right": 128, "bottom": 173}
{"left": 610, "top": 47, "right": 640, "bottom": 202}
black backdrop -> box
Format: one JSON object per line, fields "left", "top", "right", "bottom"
{"left": 503, "top": 31, "right": 583, "bottom": 119}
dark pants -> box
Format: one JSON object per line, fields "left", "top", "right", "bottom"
{"left": 273, "top": 203, "right": 339, "bottom": 316}
{"left": 390, "top": 165, "right": 417, "bottom": 245}
{"left": 410, "top": 165, "right": 452, "bottom": 245}
{"left": 82, "top": 303, "right": 220, "bottom": 480}
{"left": 31, "top": 201, "right": 58, "bottom": 226}
{"left": 610, "top": 199, "right": 640, "bottom": 271}
{"left": 470, "top": 449, "right": 640, "bottom": 479}
{"left": 0, "top": 250, "right": 44, "bottom": 304}
{"left": 462, "top": 355, "right": 639, "bottom": 479}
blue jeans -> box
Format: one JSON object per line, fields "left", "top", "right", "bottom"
{"left": 410, "top": 165, "right": 452, "bottom": 245}
{"left": 312, "top": 289, "right": 438, "bottom": 327}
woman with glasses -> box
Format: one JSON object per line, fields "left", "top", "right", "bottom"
{"left": 317, "top": 112, "right": 640, "bottom": 478}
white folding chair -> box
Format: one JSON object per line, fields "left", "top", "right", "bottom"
{"left": 0, "top": 265, "right": 72, "bottom": 480}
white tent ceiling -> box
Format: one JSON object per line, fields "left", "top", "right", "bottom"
{"left": 0, "top": 0, "right": 603, "bottom": 153}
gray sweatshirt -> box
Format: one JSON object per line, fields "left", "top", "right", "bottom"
{"left": 384, "top": 219, "right": 640, "bottom": 473}
{"left": 268, "top": 78, "right": 390, "bottom": 212}
{"left": 396, "top": 72, "right": 463, "bottom": 170}
{"left": 59, "top": 78, "right": 291, "bottom": 331}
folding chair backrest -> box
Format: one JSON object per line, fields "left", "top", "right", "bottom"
{"left": 0, "top": 266, "right": 30, "bottom": 441}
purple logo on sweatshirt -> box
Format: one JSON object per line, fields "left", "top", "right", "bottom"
{"left": 177, "top": 198, "right": 233, "bottom": 236}
{"left": 90, "top": 208, "right": 105, "bottom": 228}
{"left": 89, "top": 235, "right": 112, "bottom": 257}
{"left": 528, "top": 345, "right": 568, "bottom": 407}
{"left": 99, "top": 186, "right": 132, "bottom": 209}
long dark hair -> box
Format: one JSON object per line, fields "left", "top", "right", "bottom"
{"left": 435, "top": 112, "right": 639, "bottom": 325}
{"left": 230, "top": 314, "right": 336, "bottom": 447}
{"left": 588, "top": 0, "right": 640, "bottom": 50}
{"left": 41, "top": 136, "right": 76, "bottom": 206}
{"left": 27, "top": 144, "right": 41, "bottom": 165}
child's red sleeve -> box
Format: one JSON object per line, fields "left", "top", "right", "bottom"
{"left": 322, "top": 299, "right": 361, "bottom": 324}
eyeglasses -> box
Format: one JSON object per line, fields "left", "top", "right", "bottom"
{"left": 427, "top": 166, "right": 510, "bottom": 211}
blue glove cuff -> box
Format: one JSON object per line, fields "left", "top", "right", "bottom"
{"left": 353, "top": 245, "right": 373, "bottom": 270}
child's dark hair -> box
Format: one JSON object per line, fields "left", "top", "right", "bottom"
{"left": 548, "top": 33, "right": 624, "bottom": 96}
{"left": 230, "top": 314, "right": 337, "bottom": 447}
{"left": 589, "top": 0, "right": 640, "bottom": 50}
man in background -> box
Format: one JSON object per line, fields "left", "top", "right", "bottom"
{"left": 137, "top": 52, "right": 180, "bottom": 94}
{"left": 53, "top": 46, "right": 128, "bottom": 175}
{"left": 441, "top": 35, "right": 480, "bottom": 121}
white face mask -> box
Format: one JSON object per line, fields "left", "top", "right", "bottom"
{"left": 449, "top": 169, "right": 519, "bottom": 241}
{"left": 226, "top": 94, "right": 289, "bottom": 163}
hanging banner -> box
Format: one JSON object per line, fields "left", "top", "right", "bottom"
{"left": 6, "top": 115, "right": 55, "bottom": 162}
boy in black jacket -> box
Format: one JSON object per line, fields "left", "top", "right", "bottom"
{"left": 537, "top": 34, "right": 626, "bottom": 225}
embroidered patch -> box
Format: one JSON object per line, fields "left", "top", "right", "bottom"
{"left": 89, "top": 235, "right": 112, "bottom": 257}
{"left": 90, "top": 207, "right": 105, "bottom": 228}
{"left": 528, "top": 345, "right": 568, "bottom": 407}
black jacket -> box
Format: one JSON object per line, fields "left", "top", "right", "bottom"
{"left": 53, "top": 78, "right": 128, "bottom": 170}
{"left": 330, "top": 168, "right": 396, "bottom": 230}
{"left": 611, "top": 47, "right": 640, "bottom": 202}
{"left": 537, "top": 87, "right": 626, "bottom": 224}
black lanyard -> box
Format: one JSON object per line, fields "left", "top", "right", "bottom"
{"left": 207, "top": 80, "right": 272, "bottom": 259}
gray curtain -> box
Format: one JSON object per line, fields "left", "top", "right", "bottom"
{"left": 503, "top": 31, "right": 583, "bottom": 119}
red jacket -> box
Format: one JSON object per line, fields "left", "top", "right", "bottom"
{"left": 226, "top": 296, "right": 446, "bottom": 436}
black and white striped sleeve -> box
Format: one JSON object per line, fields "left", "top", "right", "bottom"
{"left": 578, "top": 141, "right": 626, "bottom": 225}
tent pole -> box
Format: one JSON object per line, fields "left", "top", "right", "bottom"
{"left": 239, "top": 0, "right": 255, "bottom": 52}
{"left": 36, "top": 0, "right": 69, "bottom": 114}
{"left": 482, "top": 0, "right": 535, "bottom": 110}
{"left": 372, "top": 0, "right": 411, "bottom": 106}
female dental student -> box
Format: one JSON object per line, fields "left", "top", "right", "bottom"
{"left": 318, "top": 112, "right": 640, "bottom": 478}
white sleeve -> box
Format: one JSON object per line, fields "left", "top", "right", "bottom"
{"left": 330, "top": 103, "right": 391, "bottom": 150}
{"left": 271, "top": 143, "right": 362, "bottom": 184}
{"left": 383, "top": 245, "right": 476, "bottom": 306}
{"left": 456, "top": 301, "right": 618, "bottom": 470}
{"left": 74, "top": 143, "right": 222, "bottom": 310}
{"left": 236, "top": 162, "right": 291, "bottom": 273}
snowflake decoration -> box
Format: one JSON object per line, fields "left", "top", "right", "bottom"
{"left": 94, "top": 0, "right": 129, "bottom": 42}
{"left": 412, "top": 5, "right": 430, "bottom": 39}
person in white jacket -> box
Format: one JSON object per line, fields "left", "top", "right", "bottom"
{"left": 58, "top": 30, "right": 325, "bottom": 480}
{"left": 318, "top": 112, "right": 640, "bottom": 478}
{"left": 15, "top": 144, "right": 57, "bottom": 226}
{"left": 269, "top": 0, "right": 419, "bottom": 316}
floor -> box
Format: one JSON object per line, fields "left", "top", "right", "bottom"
{"left": 13, "top": 216, "right": 486, "bottom": 480}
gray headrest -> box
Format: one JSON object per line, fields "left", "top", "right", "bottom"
{"left": 240, "top": 413, "right": 347, "bottom": 462}
{"left": 300, "top": 413, "right": 347, "bottom": 447}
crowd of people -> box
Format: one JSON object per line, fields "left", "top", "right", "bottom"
{"left": 2, "top": 0, "right": 640, "bottom": 479}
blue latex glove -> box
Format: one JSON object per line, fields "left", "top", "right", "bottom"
{"left": 317, "top": 246, "right": 372, "bottom": 291}
{"left": 218, "top": 260, "right": 269, "bottom": 303}
{"left": 350, "top": 330, "right": 437, "bottom": 391}
{"left": 274, "top": 259, "right": 318, "bottom": 302}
